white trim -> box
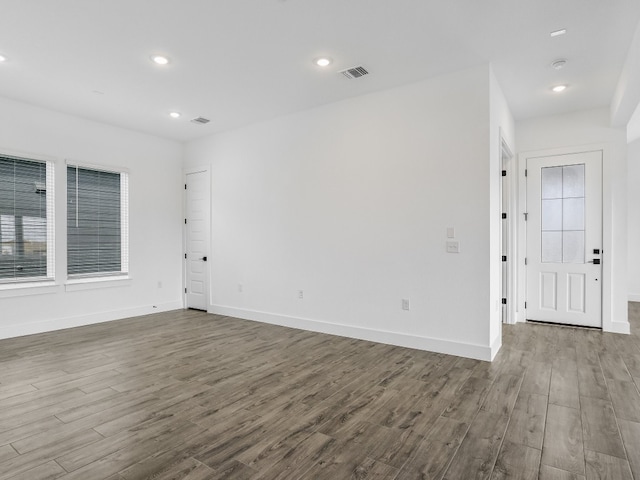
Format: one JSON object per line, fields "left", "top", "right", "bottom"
{"left": 0, "top": 281, "right": 60, "bottom": 298}
{"left": 629, "top": 294, "right": 640, "bottom": 302}
{"left": 65, "top": 158, "right": 130, "bottom": 174}
{"left": 209, "top": 305, "right": 495, "bottom": 361}
{"left": 65, "top": 275, "right": 131, "bottom": 291}
{"left": 0, "top": 301, "right": 183, "bottom": 340}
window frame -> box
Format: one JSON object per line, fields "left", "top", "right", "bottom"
{"left": 65, "top": 161, "right": 129, "bottom": 281}
{"left": 0, "top": 150, "right": 56, "bottom": 287}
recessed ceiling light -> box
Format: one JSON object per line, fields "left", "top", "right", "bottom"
{"left": 552, "top": 85, "right": 567, "bottom": 93}
{"left": 151, "top": 55, "right": 170, "bottom": 65}
{"left": 550, "top": 29, "right": 567, "bottom": 37}
{"left": 551, "top": 59, "right": 567, "bottom": 70}
{"left": 315, "top": 57, "right": 332, "bottom": 67}
{"left": 169, "top": 112, "right": 181, "bottom": 119}
{"left": 0, "top": 55, "right": 7, "bottom": 62}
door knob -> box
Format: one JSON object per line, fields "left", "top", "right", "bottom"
{"left": 588, "top": 259, "right": 600, "bottom": 264}
{"left": 200, "top": 256, "right": 207, "bottom": 262}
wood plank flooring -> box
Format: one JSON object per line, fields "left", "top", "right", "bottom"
{"left": 1, "top": 303, "right": 640, "bottom": 479}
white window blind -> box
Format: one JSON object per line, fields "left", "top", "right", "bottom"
{"left": 0, "top": 154, "right": 55, "bottom": 283}
{"left": 67, "top": 164, "right": 129, "bottom": 278}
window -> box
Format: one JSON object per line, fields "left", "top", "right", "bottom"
{"left": 0, "top": 154, "right": 55, "bottom": 283}
{"left": 67, "top": 164, "right": 129, "bottom": 278}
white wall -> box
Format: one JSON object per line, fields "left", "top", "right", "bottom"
{"left": 629, "top": 139, "right": 640, "bottom": 300}
{"left": 0, "top": 96, "right": 184, "bottom": 339}
{"left": 516, "top": 108, "right": 630, "bottom": 333}
{"left": 185, "top": 64, "right": 509, "bottom": 361}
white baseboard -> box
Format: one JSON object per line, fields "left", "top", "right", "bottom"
{"left": 629, "top": 294, "right": 640, "bottom": 302}
{"left": 209, "top": 304, "right": 495, "bottom": 361}
{"left": 608, "top": 321, "right": 631, "bottom": 335}
{"left": 0, "top": 300, "right": 184, "bottom": 340}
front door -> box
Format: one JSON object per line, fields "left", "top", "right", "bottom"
{"left": 526, "top": 151, "right": 602, "bottom": 327}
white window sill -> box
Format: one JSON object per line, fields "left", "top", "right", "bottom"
{"left": 0, "top": 281, "right": 60, "bottom": 298}
{"left": 65, "top": 275, "right": 131, "bottom": 292}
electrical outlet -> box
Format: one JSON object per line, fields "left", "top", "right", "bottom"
{"left": 402, "top": 298, "right": 410, "bottom": 311}
{"left": 446, "top": 240, "right": 460, "bottom": 253}
{"left": 298, "top": 290, "right": 304, "bottom": 299}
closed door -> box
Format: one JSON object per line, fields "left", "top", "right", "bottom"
{"left": 526, "top": 151, "right": 602, "bottom": 327}
{"left": 185, "top": 170, "right": 209, "bottom": 311}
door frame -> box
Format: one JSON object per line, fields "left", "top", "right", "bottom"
{"left": 183, "top": 166, "right": 211, "bottom": 311}
{"left": 500, "top": 135, "right": 517, "bottom": 324}
{"left": 517, "top": 143, "right": 618, "bottom": 331}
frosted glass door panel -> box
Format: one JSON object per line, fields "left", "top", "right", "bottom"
{"left": 563, "top": 198, "right": 585, "bottom": 231}
{"left": 542, "top": 232, "right": 563, "bottom": 263}
{"left": 542, "top": 167, "right": 562, "bottom": 199}
{"left": 542, "top": 199, "right": 562, "bottom": 230}
{"left": 563, "top": 165, "right": 585, "bottom": 197}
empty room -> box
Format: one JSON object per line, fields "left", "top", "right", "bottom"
{"left": 2, "top": 1, "right": 640, "bottom": 479}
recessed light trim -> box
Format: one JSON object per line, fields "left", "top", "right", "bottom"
{"left": 151, "top": 55, "right": 170, "bottom": 65}
{"left": 550, "top": 29, "right": 567, "bottom": 37}
{"left": 552, "top": 85, "right": 568, "bottom": 93}
{"left": 169, "top": 112, "right": 181, "bottom": 119}
{"left": 314, "top": 57, "right": 332, "bottom": 67}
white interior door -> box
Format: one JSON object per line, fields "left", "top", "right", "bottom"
{"left": 526, "top": 151, "right": 602, "bottom": 327}
{"left": 185, "top": 170, "right": 209, "bottom": 311}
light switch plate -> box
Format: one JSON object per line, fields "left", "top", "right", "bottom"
{"left": 447, "top": 227, "right": 455, "bottom": 238}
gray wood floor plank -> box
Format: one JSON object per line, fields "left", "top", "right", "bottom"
{"left": 541, "top": 404, "right": 585, "bottom": 476}
{"left": 490, "top": 440, "right": 541, "bottom": 480}
{"left": 538, "top": 465, "right": 586, "bottom": 480}
{"left": 580, "top": 396, "right": 626, "bottom": 459}
{"left": 607, "top": 379, "right": 640, "bottom": 422}
{"left": 504, "top": 392, "right": 547, "bottom": 449}
{"left": 618, "top": 419, "right": 640, "bottom": 480}
{"left": 584, "top": 450, "right": 633, "bottom": 480}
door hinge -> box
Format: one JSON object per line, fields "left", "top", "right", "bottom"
{"left": 524, "top": 169, "right": 528, "bottom": 177}
{"left": 184, "top": 288, "right": 187, "bottom": 294}
{"left": 501, "top": 170, "right": 506, "bottom": 177}
{"left": 501, "top": 298, "right": 507, "bottom": 305}
{"left": 524, "top": 257, "right": 527, "bottom": 265}
{"left": 184, "top": 253, "right": 187, "bottom": 259}
{"left": 502, "top": 255, "right": 507, "bottom": 262}
{"left": 502, "top": 213, "right": 507, "bottom": 219}
{"left": 524, "top": 301, "right": 527, "bottom": 309}
{"left": 184, "top": 184, "right": 187, "bottom": 190}
{"left": 524, "top": 212, "right": 528, "bottom": 221}
{"left": 184, "top": 218, "right": 187, "bottom": 224}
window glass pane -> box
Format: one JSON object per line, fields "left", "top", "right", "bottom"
{"left": 563, "top": 197, "right": 584, "bottom": 231}
{"left": 563, "top": 231, "right": 585, "bottom": 263}
{"left": 0, "top": 155, "right": 51, "bottom": 282}
{"left": 542, "top": 231, "right": 563, "bottom": 263}
{"left": 67, "top": 165, "right": 125, "bottom": 277}
{"left": 542, "top": 166, "right": 562, "bottom": 199}
{"left": 563, "top": 164, "right": 585, "bottom": 198}
{"left": 542, "top": 199, "right": 562, "bottom": 231}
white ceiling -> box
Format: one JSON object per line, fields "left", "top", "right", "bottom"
{"left": 1, "top": 0, "right": 639, "bottom": 142}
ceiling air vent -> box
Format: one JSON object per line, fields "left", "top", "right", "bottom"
{"left": 340, "top": 65, "right": 369, "bottom": 79}
{"left": 190, "top": 117, "right": 210, "bottom": 125}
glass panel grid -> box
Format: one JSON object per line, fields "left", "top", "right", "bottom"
{"left": 540, "top": 164, "right": 585, "bottom": 264}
